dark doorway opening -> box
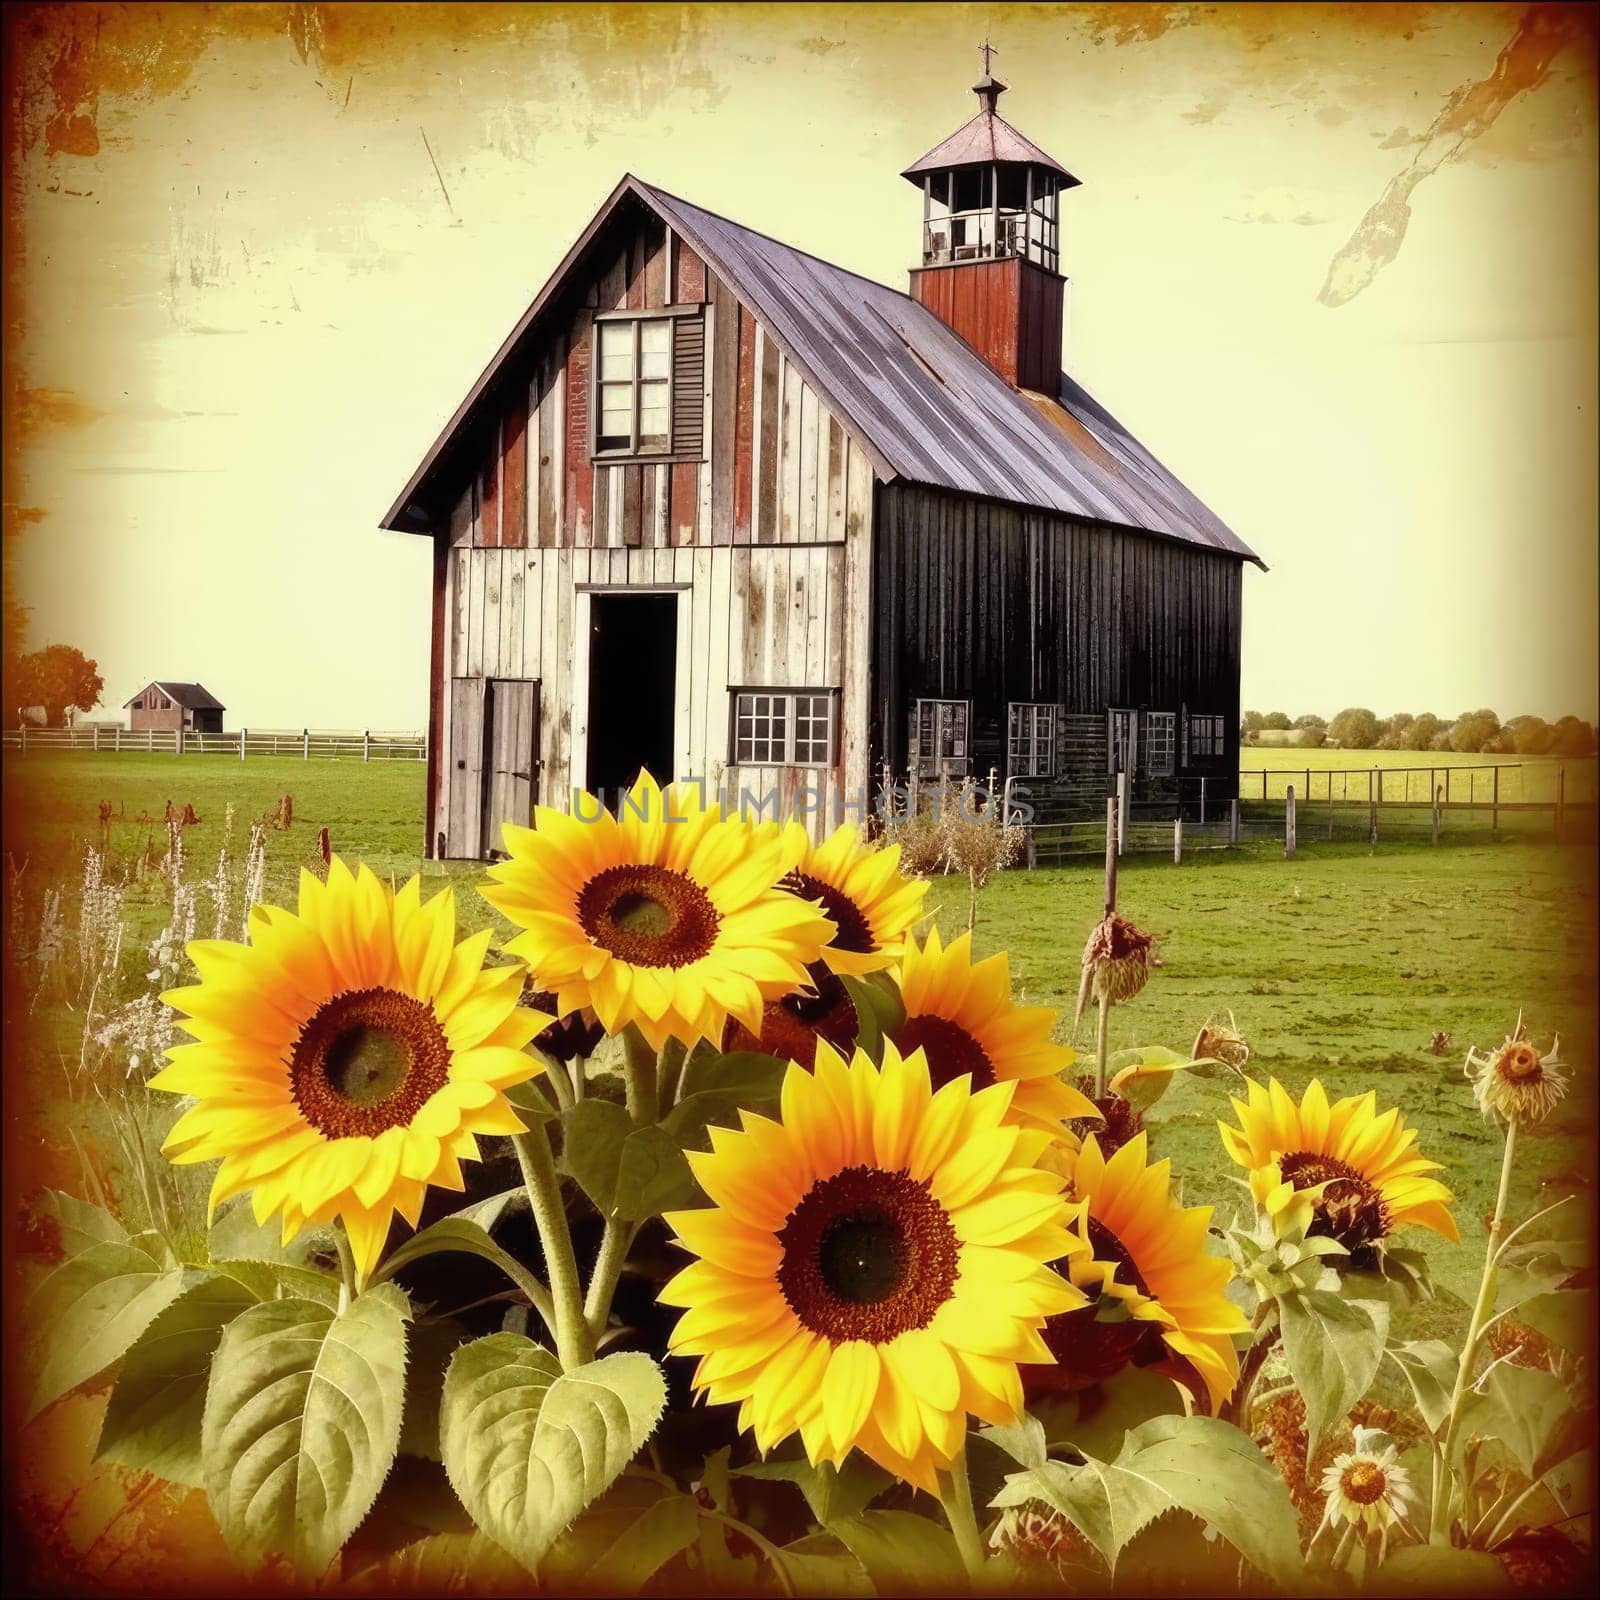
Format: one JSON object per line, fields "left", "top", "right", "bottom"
{"left": 587, "top": 594, "right": 677, "bottom": 806}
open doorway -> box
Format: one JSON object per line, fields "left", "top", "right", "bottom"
{"left": 586, "top": 594, "right": 677, "bottom": 805}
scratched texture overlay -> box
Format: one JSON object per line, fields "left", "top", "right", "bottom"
{"left": 0, "top": 5, "right": 1596, "bottom": 1595}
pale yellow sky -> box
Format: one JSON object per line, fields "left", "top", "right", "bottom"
{"left": 7, "top": 2, "right": 1597, "bottom": 729}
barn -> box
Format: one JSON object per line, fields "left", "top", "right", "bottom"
{"left": 124, "top": 681, "right": 226, "bottom": 735}
{"left": 381, "top": 68, "right": 1264, "bottom": 860}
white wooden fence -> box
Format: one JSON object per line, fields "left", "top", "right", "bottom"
{"left": 1, "top": 726, "right": 426, "bottom": 761}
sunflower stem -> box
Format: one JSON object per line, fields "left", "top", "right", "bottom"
{"left": 1093, "top": 991, "right": 1111, "bottom": 1099}
{"left": 583, "top": 1217, "right": 637, "bottom": 1342}
{"left": 1223, "top": 1316, "right": 1280, "bottom": 1428}
{"left": 657, "top": 1037, "right": 687, "bottom": 1112}
{"left": 332, "top": 1224, "right": 357, "bottom": 1307}
{"left": 623, "top": 1026, "right": 659, "bottom": 1125}
{"left": 1431, "top": 1117, "right": 1518, "bottom": 1544}
{"left": 940, "top": 1438, "right": 988, "bottom": 1584}
{"left": 512, "top": 1126, "right": 594, "bottom": 1369}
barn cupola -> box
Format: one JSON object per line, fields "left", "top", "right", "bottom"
{"left": 903, "top": 46, "right": 1080, "bottom": 392}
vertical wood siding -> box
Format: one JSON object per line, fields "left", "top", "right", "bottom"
{"left": 429, "top": 203, "right": 876, "bottom": 856}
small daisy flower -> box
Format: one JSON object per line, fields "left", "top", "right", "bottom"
{"left": 1319, "top": 1428, "right": 1416, "bottom": 1537}
{"left": 1465, "top": 1012, "right": 1566, "bottom": 1127}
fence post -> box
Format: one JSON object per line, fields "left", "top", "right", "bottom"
{"left": 1229, "top": 798, "right": 1240, "bottom": 844}
{"left": 148, "top": 728, "right": 154, "bottom": 752}
{"left": 1285, "top": 785, "right": 1296, "bottom": 858}
{"left": 1556, "top": 767, "right": 1565, "bottom": 839}
{"left": 1432, "top": 785, "right": 1442, "bottom": 846}
{"left": 240, "top": 727, "right": 247, "bottom": 761}
{"left": 177, "top": 723, "right": 185, "bottom": 756}
{"left": 1492, "top": 766, "right": 1500, "bottom": 833}
{"left": 1116, "top": 772, "right": 1129, "bottom": 856}
{"left": 364, "top": 729, "right": 371, "bottom": 762}
{"left": 19, "top": 724, "right": 25, "bottom": 753}
{"left": 93, "top": 724, "right": 100, "bottom": 752}
{"left": 1199, "top": 776, "right": 1207, "bottom": 826}
{"left": 303, "top": 727, "right": 310, "bottom": 761}
{"left": 1104, "top": 797, "right": 1119, "bottom": 914}
{"left": 113, "top": 724, "right": 120, "bottom": 753}
{"left": 1173, "top": 815, "right": 1183, "bottom": 864}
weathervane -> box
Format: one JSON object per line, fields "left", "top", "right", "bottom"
{"left": 980, "top": 37, "right": 999, "bottom": 74}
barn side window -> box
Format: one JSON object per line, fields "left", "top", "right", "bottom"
{"left": 910, "top": 698, "right": 970, "bottom": 779}
{"left": 1187, "top": 713, "right": 1225, "bottom": 760}
{"left": 732, "top": 689, "right": 836, "bottom": 768}
{"left": 1006, "top": 702, "right": 1056, "bottom": 778}
{"left": 592, "top": 310, "right": 704, "bottom": 460}
{"left": 1144, "top": 711, "right": 1176, "bottom": 777}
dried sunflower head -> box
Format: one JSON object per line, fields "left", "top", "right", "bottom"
{"left": 1073, "top": 914, "right": 1154, "bottom": 1034}
{"left": 1465, "top": 1012, "right": 1566, "bottom": 1127}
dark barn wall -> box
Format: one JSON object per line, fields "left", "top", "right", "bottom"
{"left": 871, "top": 483, "right": 1244, "bottom": 809}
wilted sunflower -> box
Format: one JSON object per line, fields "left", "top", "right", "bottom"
{"left": 661, "top": 1039, "right": 1087, "bottom": 1492}
{"left": 154, "top": 861, "right": 546, "bottom": 1282}
{"left": 776, "top": 821, "right": 929, "bottom": 976}
{"left": 1026, "top": 1133, "right": 1247, "bottom": 1410}
{"left": 1465, "top": 1014, "right": 1566, "bottom": 1126}
{"left": 1319, "top": 1428, "right": 1417, "bottom": 1537}
{"left": 1073, "top": 913, "right": 1154, "bottom": 1034}
{"left": 481, "top": 772, "right": 834, "bottom": 1052}
{"left": 1220, "top": 1078, "right": 1459, "bottom": 1259}
{"left": 890, "top": 928, "right": 1097, "bottom": 1135}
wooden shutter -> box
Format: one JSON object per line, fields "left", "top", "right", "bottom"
{"left": 671, "top": 312, "right": 705, "bottom": 455}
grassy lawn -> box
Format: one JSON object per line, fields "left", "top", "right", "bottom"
{"left": 1242, "top": 745, "right": 1596, "bottom": 805}
{"left": 6, "top": 750, "right": 1595, "bottom": 1338}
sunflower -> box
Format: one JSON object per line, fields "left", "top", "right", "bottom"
{"left": 723, "top": 961, "right": 860, "bottom": 1066}
{"left": 889, "top": 928, "right": 1097, "bottom": 1135}
{"left": 777, "top": 821, "right": 928, "bottom": 977}
{"left": 660, "top": 1039, "right": 1087, "bottom": 1492}
{"left": 1319, "top": 1428, "right": 1417, "bottom": 1538}
{"left": 1465, "top": 1014, "right": 1566, "bottom": 1126}
{"left": 153, "top": 861, "right": 546, "bottom": 1282}
{"left": 481, "top": 772, "right": 834, "bottom": 1052}
{"left": 1026, "top": 1133, "right": 1247, "bottom": 1410}
{"left": 1220, "top": 1078, "right": 1459, "bottom": 1259}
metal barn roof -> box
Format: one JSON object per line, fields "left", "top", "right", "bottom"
{"left": 900, "top": 104, "right": 1080, "bottom": 185}
{"left": 381, "top": 176, "right": 1262, "bottom": 568}
{"left": 123, "top": 680, "right": 225, "bottom": 710}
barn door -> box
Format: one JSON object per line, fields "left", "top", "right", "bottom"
{"left": 482, "top": 678, "right": 539, "bottom": 858}
{"left": 448, "top": 679, "right": 487, "bottom": 859}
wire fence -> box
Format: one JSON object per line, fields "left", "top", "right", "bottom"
{"left": 0, "top": 726, "right": 427, "bottom": 761}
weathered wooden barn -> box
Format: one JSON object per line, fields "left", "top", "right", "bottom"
{"left": 124, "top": 681, "right": 225, "bottom": 734}
{"left": 382, "top": 71, "right": 1263, "bottom": 859}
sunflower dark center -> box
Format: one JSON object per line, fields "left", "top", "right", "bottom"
{"left": 1497, "top": 1043, "right": 1544, "bottom": 1084}
{"left": 892, "top": 1015, "right": 997, "bottom": 1093}
{"left": 575, "top": 863, "right": 721, "bottom": 969}
{"left": 1279, "top": 1150, "right": 1391, "bottom": 1257}
{"left": 1341, "top": 1461, "right": 1387, "bottom": 1505}
{"left": 289, "top": 987, "right": 450, "bottom": 1138}
{"left": 777, "top": 1165, "right": 958, "bottom": 1343}
{"left": 782, "top": 873, "right": 876, "bottom": 955}
{"left": 1085, "top": 1216, "right": 1152, "bottom": 1298}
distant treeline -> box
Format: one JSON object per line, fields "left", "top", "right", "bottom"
{"left": 1241, "top": 708, "right": 1599, "bottom": 755}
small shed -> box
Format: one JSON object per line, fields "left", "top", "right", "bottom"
{"left": 124, "top": 681, "right": 225, "bottom": 734}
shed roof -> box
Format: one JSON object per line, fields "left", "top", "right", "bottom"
{"left": 124, "top": 680, "right": 225, "bottom": 711}
{"left": 381, "top": 176, "right": 1262, "bottom": 568}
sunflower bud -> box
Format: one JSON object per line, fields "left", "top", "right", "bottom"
{"left": 1193, "top": 1010, "right": 1250, "bottom": 1072}
{"left": 1464, "top": 1011, "right": 1566, "bottom": 1127}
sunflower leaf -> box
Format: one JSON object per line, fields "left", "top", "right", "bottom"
{"left": 735, "top": 1453, "right": 892, "bottom": 1524}
{"left": 439, "top": 1335, "right": 667, "bottom": 1575}
{"left": 1277, "top": 1289, "right": 1389, "bottom": 1460}
{"left": 1385, "top": 1340, "right": 1458, "bottom": 1436}
{"left": 201, "top": 1283, "right": 411, "bottom": 1577}
{"left": 1104, "top": 1045, "right": 1192, "bottom": 1112}
{"left": 992, "top": 1414, "right": 1303, "bottom": 1586}
{"left": 96, "top": 1272, "right": 262, "bottom": 1485}
{"left": 1454, "top": 1361, "right": 1590, "bottom": 1480}
{"left": 38, "top": 1188, "right": 128, "bottom": 1255}
{"left": 1378, "top": 1544, "right": 1507, "bottom": 1594}
{"left": 26, "top": 1240, "right": 205, "bottom": 1419}
{"left": 663, "top": 1051, "right": 788, "bottom": 1151}
{"left": 542, "top": 1475, "right": 700, "bottom": 1594}
{"left": 838, "top": 974, "right": 905, "bottom": 1061}
{"left": 827, "top": 1510, "right": 962, "bottom": 1595}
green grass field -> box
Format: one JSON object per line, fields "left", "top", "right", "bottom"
{"left": 1242, "top": 745, "right": 1596, "bottom": 805}
{"left": 5, "top": 751, "right": 1595, "bottom": 1342}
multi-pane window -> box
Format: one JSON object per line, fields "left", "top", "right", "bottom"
{"left": 1144, "top": 711, "right": 1176, "bottom": 778}
{"left": 595, "top": 317, "right": 673, "bottom": 455}
{"left": 732, "top": 690, "right": 836, "bottom": 768}
{"left": 1007, "top": 703, "right": 1057, "bottom": 778}
{"left": 1108, "top": 709, "right": 1138, "bottom": 776}
{"left": 911, "top": 699, "right": 970, "bottom": 778}
{"left": 1188, "top": 713, "right": 1226, "bottom": 759}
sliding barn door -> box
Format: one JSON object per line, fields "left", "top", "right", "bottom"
{"left": 482, "top": 678, "right": 539, "bottom": 858}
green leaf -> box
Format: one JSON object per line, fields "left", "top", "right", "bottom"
{"left": 206, "top": 1199, "right": 342, "bottom": 1306}
{"left": 1105, "top": 1045, "right": 1192, "bottom": 1112}
{"left": 1379, "top": 1544, "right": 1506, "bottom": 1595}
{"left": 734, "top": 1452, "right": 892, "bottom": 1525}
{"left": 27, "top": 1241, "right": 202, "bottom": 1418}
{"left": 397, "top": 1317, "right": 469, "bottom": 1462}
{"left": 340, "top": 1456, "right": 473, "bottom": 1579}
{"left": 992, "top": 1414, "right": 1303, "bottom": 1588}
{"left": 1386, "top": 1340, "right": 1458, "bottom": 1435}
{"left": 543, "top": 1476, "right": 700, "bottom": 1595}
{"left": 1034, "top": 1366, "right": 1185, "bottom": 1459}
{"left": 979, "top": 1414, "right": 1048, "bottom": 1470}
{"left": 828, "top": 1510, "right": 961, "bottom": 1595}
{"left": 97, "top": 1273, "right": 260, "bottom": 1485}
{"left": 439, "top": 1334, "right": 666, "bottom": 1574}
{"left": 505, "top": 1073, "right": 560, "bottom": 1127}
{"left": 1278, "top": 1289, "right": 1389, "bottom": 1458}
{"left": 773, "top": 1535, "right": 873, "bottom": 1598}
{"left": 1456, "top": 1361, "right": 1589, "bottom": 1480}
{"left": 40, "top": 1189, "right": 128, "bottom": 1254}
{"left": 838, "top": 973, "right": 905, "bottom": 1061}
{"left": 560, "top": 1099, "right": 633, "bottom": 1211}
{"left": 662, "top": 1050, "right": 789, "bottom": 1150}
{"left": 374, "top": 1215, "right": 540, "bottom": 1296}
{"left": 560, "top": 1099, "right": 699, "bottom": 1219}
{"left": 201, "top": 1283, "right": 411, "bottom": 1576}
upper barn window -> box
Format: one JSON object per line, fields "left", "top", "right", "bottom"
{"left": 592, "top": 310, "right": 705, "bottom": 460}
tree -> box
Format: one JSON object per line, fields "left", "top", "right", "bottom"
{"left": 1549, "top": 716, "right": 1598, "bottom": 756}
{"left": 1379, "top": 713, "right": 1415, "bottom": 751}
{"left": 1429, "top": 725, "right": 1454, "bottom": 751}
{"left": 1291, "top": 713, "right": 1327, "bottom": 749}
{"left": 1449, "top": 708, "right": 1501, "bottom": 753}
{"left": 1403, "top": 713, "right": 1444, "bottom": 751}
{"left": 12, "top": 643, "right": 103, "bottom": 727}
{"left": 1260, "top": 711, "right": 1291, "bottom": 732}
{"left": 1328, "top": 707, "right": 1380, "bottom": 749}
{"left": 1241, "top": 710, "right": 1264, "bottom": 742}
